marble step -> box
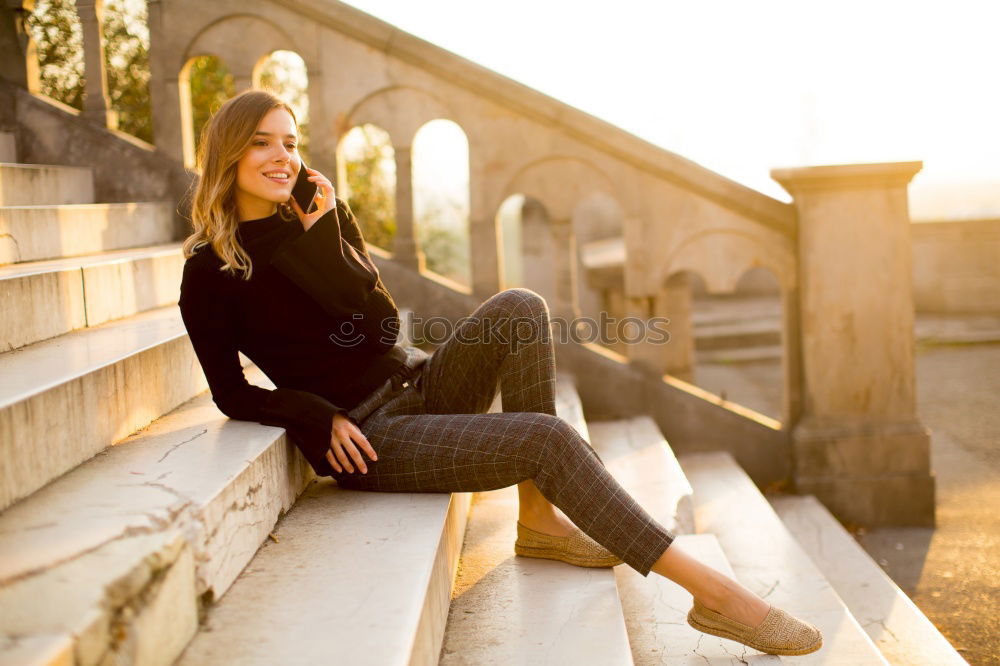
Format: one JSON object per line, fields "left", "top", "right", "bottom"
{"left": 678, "top": 451, "right": 890, "bottom": 664}
{"left": 588, "top": 416, "right": 694, "bottom": 536}
{"left": 0, "top": 163, "right": 94, "bottom": 207}
{"left": 693, "top": 316, "right": 781, "bottom": 351}
{"left": 0, "top": 242, "right": 184, "bottom": 351}
{"left": 614, "top": 534, "right": 767, "bottom": 664}
{"left": 0, "top": 305, "right": 211, "bottom": 511}
{"left": 441, "top": 375, "right": 633, "bottom": 665}
{"left": 0, "top": 362, "right": 314, "bottom": 666}
{"left": 771, "top": 494, "right": 969, "bottom": 666}
{"left": 0, "top": 202, "right": 174, "bottom": 265}
{"left": 0, "top": 134, "right": 16, "bottom": 163}
{"left": 178, "top": 481, "right": 471, "bottom": 666}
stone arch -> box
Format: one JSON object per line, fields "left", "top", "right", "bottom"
{"left": 499, "top": 155, "right": 620, "bottom": 222}
{"left": 346, "top": 86, "right": 455, "bottom": 145}
{"left": 180, "top": 15, "right": 308, "bottom": 78}
{"left": 661, "top": 228, "right": 796, "bottom": 294}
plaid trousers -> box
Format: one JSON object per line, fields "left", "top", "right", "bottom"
{"left": 331, "top": 288, "right": 675, "bottom": 576}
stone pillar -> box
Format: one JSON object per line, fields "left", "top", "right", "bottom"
{"left": 624, "top": 273, "right": 694, "bottom": 383}
{"left": 303, "top": 76, "right": 337, "bottom": 182}
{"left": 146, "top": 0, "right": 183, "bottom": 161}
{"left": 772, "top": 161, "right": 935, "bottom": 527}
{"left": 1, "top": 0, "right": 36, "bottom": 90}
{"left": 549, "top": 217, "right": 580, "bottom": 322}
{"left": 467, "top": 159, "right": 502, "bottom": 299}
{"left": 519, "top": 197, "right": 556, "bottom": 305}
{"left": 391, "top": 145, "right": 425, "bottom": 272}
{"left": 75, "top": 0, "right": 116, "bottom": 129}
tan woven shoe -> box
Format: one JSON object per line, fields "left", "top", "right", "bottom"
{"left": 514, "top": 521, "right": 624, "bottom": 568}
{"left": 687, "top": 598, "right": 823, "bottom": 656}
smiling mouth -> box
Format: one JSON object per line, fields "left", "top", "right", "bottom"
{"left": 263, "top": 173, "right": 290, "bottom": 184}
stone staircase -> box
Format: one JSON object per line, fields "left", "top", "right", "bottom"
{"left": 0, "top": 143, "right": 967, "bottom": 664}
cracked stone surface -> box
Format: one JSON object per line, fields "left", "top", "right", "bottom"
{"left": 615, "top": 535, "right": 783, "bottom": 664}
{"left": 771, "top": 495, "right": 967, "bottom": 665}
{"left": 440, "top": 484, "right": 632, "bottom": 665}
{"left": 176, "top": 480, "right": 467, "bottom": 666}
{"left": 679, "top": 452, "right": 890, "bottom": 664}
{"left": 0, "top": 306, "right": 199, "bottom": 512}
{"left": 0, "top": 364, "right": 312, "bottom": 663}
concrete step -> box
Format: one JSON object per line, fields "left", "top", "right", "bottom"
{"left": 771, "top": 494, "right": 969, "bottom": 666}
{"left": 678, "top": 451, "right": 889, "bottom": 664}
{"left": 614, "top": 534, "right": 765, "bottom": 664}
{"left": 0, "top": 242, "right": 184, "bottom": 351}
{"left": 0, "top": 134, "right": 15, "bottom": 163}
{"left": 0, "top": 305, "right": 213, "bottom": 511}
{"left": 440, "top": 374, "right": 633, "bottom": 665}
{"left": 0, "top": 362, "right": 314, "bottom": 666}
{"left": 0, "top": 163, "right": 94, "bottom": 206}
{"left": 0, "top": 202, "right": 174, "bottom": 265}
{"left": 693, "top": 317, "right": 782, "bottom": 351}
{"left": 178, "top": 483, "right": 471, "bottom": 666}
{"left": 588, "top": 416, "right": 694, "bottom": 536}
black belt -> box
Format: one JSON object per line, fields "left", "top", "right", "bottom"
{"left": 347, "top": 345, "right": 430, "bottom": 424}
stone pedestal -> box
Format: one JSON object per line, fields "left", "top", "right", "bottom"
{"left": 772, "top": 161, "right": 936, "bottom": 527}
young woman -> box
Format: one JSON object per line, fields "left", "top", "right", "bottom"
{"left": 179, "top": 89, "right": 823, "bottom": 656}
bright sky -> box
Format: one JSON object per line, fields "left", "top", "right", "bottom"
{"left": 340, "top": 0, "right": 1000, "bottom": 204}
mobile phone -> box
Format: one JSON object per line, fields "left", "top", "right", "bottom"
{"left": 291, "top": 159, "right": 319, "bottom": 214}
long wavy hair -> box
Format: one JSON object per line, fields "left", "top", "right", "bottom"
{"left": 181, "top": 89, "right": 300, "bottom": 280}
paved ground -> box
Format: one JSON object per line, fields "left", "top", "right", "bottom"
{"left": 693, "top": 336, "right": 1000, "bottom": 665}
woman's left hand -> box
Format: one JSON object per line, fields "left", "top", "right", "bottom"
{"left": 289, "top": 167, "right": 337, "bottom": 232}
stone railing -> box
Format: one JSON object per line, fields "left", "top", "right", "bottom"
{"left": 0, "top": 0, "right": 935, "bottom": 526}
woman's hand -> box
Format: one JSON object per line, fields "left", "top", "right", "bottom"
{"left": 326, "top": 412, "right": 378, "bottom": 474}
{"left": 288, "top": 167, "right": 337, "bottom": 232}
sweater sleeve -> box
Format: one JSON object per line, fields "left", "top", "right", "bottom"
{"left": 178, "top": 252, "right": 348, "bottom": 476}
{"left": 269, "top": 197, "right": 381, "bottom": 319}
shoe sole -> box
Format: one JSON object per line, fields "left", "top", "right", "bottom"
{"left": 514, "top": 543, "right": 622, "bottom": 568}
{"left": 687, "top": 611, "right": 823, "bottom": 656}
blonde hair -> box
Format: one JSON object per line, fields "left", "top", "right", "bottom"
{"left": 182, "top": 89, "right": 300, "bottom": 280}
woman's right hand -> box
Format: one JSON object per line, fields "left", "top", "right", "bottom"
{"left": 326, "top": 412, "right": 377, "bottom": 474}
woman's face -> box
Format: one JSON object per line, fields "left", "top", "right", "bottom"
{"left": 234, "top": 107, "right": 301, "bottom": 221}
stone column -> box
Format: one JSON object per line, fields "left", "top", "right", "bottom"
{"left": 519, "top": 197, "right": 556, "bottom": 306}
{"left": 1, "top": 1, "right": 36, "bottom": 90}
{"left": 624, "top": 273, "right": 694, "bottom": 383}
{"left": 392, "top": 145, "right": 425, "bottom": 272}
{"left": 467, "top": 163, "right": 502, "bottom": 299}
{"left": 75, "top": 0, "right": 116, "bottom": 129}
{"left": 549, "top": 217, "right": 580, "bottom": 322}
{"left": 146, "top": 0, "right": 183, "bottom": 162}
{"left": 772, "top": 161, "right": 935, "bottom": 527}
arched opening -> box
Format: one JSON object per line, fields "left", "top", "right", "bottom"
{"left": 412, "top": 119, "right": 470, "bottom": 286}
{"left": 24, "top": 0, "right": 84, "bottom": 109}
{"left": 692, "top": 266, "right": 784, "bottom": 420}
{"left": 573, "top": 192, "right": 625, "bottom": 333}
{"left": 337, "top": 124, "right": 396, "bottom": 254}
{"left": 179, "top": 54, "right": 234, "bottom": 170}
{"left": 255, "top": 50, "right": 310, "bottom": 162}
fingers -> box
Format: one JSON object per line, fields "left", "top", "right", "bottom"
{"left": 327, "top": 424, "right": 378, "bottom": 475}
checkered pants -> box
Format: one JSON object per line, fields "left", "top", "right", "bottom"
{"left": 332, "top": 288, "right": 675, "bottom": 576}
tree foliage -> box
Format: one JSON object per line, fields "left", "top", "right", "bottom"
{"left": 344, "top": 125, "right": 396, "bottom": 252}
{"left": 188, "top": 56, "right": 234, "bottom": 163}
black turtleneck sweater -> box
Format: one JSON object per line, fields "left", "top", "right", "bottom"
{"left": 178, "top": 197, "right": 406, "bottom": 476}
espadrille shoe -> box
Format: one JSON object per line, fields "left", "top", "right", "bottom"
{"left": 514, "top": 521, "right": 624, "bottom": 568}
{"left": 686, "top": 598, "right": 823, "bottom": 656}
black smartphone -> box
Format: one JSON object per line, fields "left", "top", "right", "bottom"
{"left": 291, "top": 159, "right": 320, "bottom": 215}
